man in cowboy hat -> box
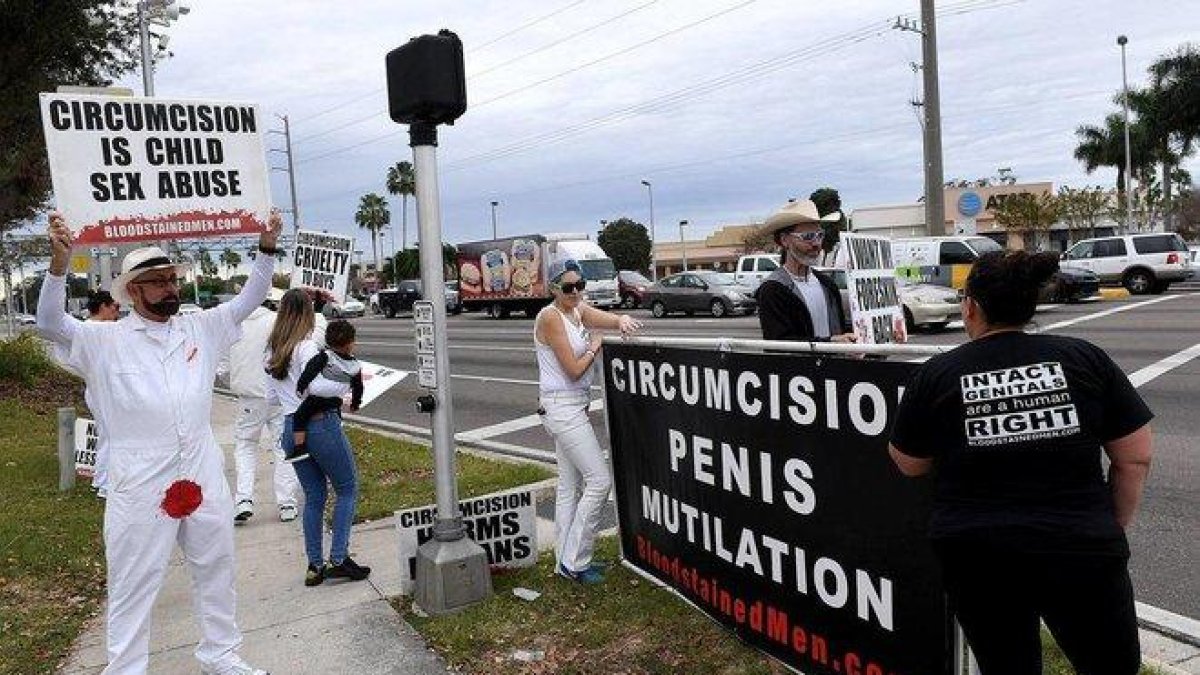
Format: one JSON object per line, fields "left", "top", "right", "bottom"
{"left": 756, "top": 200, "right": 856, "bottom": 343}
{"left": 37, "top": 212, "right": 282, "bottom": 675}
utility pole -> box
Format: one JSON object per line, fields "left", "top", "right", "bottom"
{"left": 895, "top": 3, "right": 945, "bottom": 236}
{"left": 679, "top": 220, "right": 689, "bottom": 272}
{"left": 270, "top": 114, "right": 302, "bottom": 236}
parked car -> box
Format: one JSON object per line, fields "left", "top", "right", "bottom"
{"left": 646, "top": 272, "right": 756, "bottom": 318}
{"left": 327, "top": 298, "right": 366, "bottom": 318}
{"left": 1040, "top": 266, "right": 1100, "bottom": 304}
{"left": 376, "top": 280, "right": 462, "bottom": 318}
{"left": 178, "top": 303, "right": 203, "bottom": 316}
{"left": 12, "top": 313, "right": 37, "bottom": 325}
{"left": 733, "top": 254, "right": 781, "bottom": 291}
{"left": 1061, "top": 232, "right": 1192, "bottom": 294}
{"left": 896, "top": 277, "right": 961, "bottom": 331}
{"left": 617, "top": 270, "right": 654, "bottom": 308}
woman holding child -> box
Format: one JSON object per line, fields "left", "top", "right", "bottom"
{"left": 266, "top": 289, "right": 370, "bottom": 587}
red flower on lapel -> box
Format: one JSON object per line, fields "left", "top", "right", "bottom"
{"left": 161, "top": 479, "right": 203, "bottom": 518}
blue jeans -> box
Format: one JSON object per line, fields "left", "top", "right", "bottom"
{"left": 282, "top": 413, "right": 359, "bottom": 567}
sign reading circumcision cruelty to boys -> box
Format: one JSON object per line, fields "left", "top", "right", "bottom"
{"left": 290, "top": 230, "right": 353, "bottom": 303}
{"left": 39, "top": 93, "right": 271, "bottom": 244}
{"left": 842, "top": 234, "right": 907, "bottom": 344}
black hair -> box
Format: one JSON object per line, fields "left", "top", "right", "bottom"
{"left": 325, "top": 319, "right": 356, "bottom": 349}
{"left": 964, "top": 250, "right": 1059, "bottom": 327}
{"left": 87, "top": 289, "right": 115, "bottom": 314}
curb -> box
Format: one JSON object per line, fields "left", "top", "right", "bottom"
{"left": 1138, "top": 602, "right": 1200, "bottom": 649}
{"left": 1100, "top": 287, "right": 1132, "bottom": 300}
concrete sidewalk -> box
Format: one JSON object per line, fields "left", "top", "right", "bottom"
{"left": 60, "top": 396, "right": 450, "bottom": 675}
{"left": 56, "top": 396, "right": 1200, "bottom": 674}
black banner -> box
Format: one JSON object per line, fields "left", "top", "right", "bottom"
{"left": 603, "top": 345, "right": 951, "bottom": 675}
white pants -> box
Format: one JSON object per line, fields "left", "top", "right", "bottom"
{"left": 233, "top": 395, "right": 298, "bottom": 508}
{"left": 102, "top": 447, "right": 242, "bottom": 674}
{"left": 540, "top": 390, "right": 611, "bottom": 573}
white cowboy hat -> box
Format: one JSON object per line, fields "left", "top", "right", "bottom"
{"left": 761, "top": 200, "right": 843, "bottom": 239}
{"left": 111, "top": 246, "right": 190, "bottom": 306}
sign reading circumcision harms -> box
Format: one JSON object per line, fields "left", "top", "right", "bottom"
{"left": 393, "top": 488, "right": 538, "bottom": 594}
{"left": 842, "top": 234, "right": 907, "bottom": 344}
{"left": 39, "top": 93, "right": 271, "bottom": 244}
{"left": 603, "top": 345, "right": 951, "bottom": 675}
{"left": 290, "top": 230, "right": 353, "bottom": 303}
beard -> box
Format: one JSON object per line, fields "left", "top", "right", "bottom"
{"left": 792, "top": 251, "right": 821, "bottom": 266}
{"left": 146, "top": 296, "right": 181, "bottom": 317}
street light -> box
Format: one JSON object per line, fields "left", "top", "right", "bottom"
{"left": 679, "top": 219, "right": 689, "bottom": 272}
{"left": 641, "top": 180, "right": 657, "bottom": 280}
{"left": 1117, "top": 35, "right": 1133, "bottom": 235}
{"left": 138, "top": 0, "right": 190, "bottom": 97}
{"left": 490, "top": 200, "right": 499, "bottom": 239}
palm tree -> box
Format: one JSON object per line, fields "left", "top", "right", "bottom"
{"left": 219, "top": 247, "right": 241, "bottom": 278}
{"left": 1074, "top": 113, "right": 1154, "bottom": 208}
{"left": 354, "top": 192, "right": 390, "bottom": 275}
{"left": 386, "top": 161, "right": 416, "bottom": 252}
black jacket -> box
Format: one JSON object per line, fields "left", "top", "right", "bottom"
{"left": 756, "top": 266, "right": 850, "bottom": 341}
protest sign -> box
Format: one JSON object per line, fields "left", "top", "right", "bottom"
{"left": 842, "top": 234, "right": 907, "bottom": 344}
{"left": 74, "top": 417, "right": 98, "bottom": 479}
{"left": 290, "top": 230, "right": 353, "bottom": 303}
{"left": 39, "top": 93, "right": 271, "bottom": 244}
{"left": 394, "top": 487, "right": 538, "bottom": 594}
{"left": 603, "top": 344, "right": 951, "bottom": 675}
{"left": 357, "top": 360, "right": 408, "bottom": 409}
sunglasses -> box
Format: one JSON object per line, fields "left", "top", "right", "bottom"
{"left": 787, "top": 230, "right": 825, "bottom": 243}
{"left": 556, "top": 279, "right": 587, "bottom": 294}
{"left": 132, "top": 277, "right": 183, "bottom": 290}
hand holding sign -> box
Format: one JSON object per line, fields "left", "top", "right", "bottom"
{"left": 48, "top": 212, "right": 74, "bottom": 276}
{"left": 259, "top": 209, "right": 283, "bottom": 251}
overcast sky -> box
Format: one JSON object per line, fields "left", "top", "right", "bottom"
{"left": 109, "top": 0, "right": 1199, "bottom": 249}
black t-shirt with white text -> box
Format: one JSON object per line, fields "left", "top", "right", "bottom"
{"left": 890, "top": 332, "right": 1152, "bottom": 555}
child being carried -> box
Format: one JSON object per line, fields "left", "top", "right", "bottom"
{"left": 285, "top": 319, "right": 363, "bottom": 463}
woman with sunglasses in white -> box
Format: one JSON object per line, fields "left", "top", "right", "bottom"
{"left": 756, "top": 200, "right": 857, "bottom": 343}
{"left": 535, "top": 258, "right": 641, "bottom": 584}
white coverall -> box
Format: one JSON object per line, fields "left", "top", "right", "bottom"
{"left": 37, "top": 253, "right": 275, "bottom": 675}
{"left": 219, "top": 305, "right": 298, "bottom": 511}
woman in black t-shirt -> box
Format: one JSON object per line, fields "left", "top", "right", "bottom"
{"left": 889, "top": 251, "right": 1153, "bottom": 675}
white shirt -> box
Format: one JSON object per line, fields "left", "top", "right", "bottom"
{"left": 265, "top": 338, "right": 345, "bottom": 415}
{"left": 788, "top": 269, "right": 832, "bottom": 339}
{"left": 221, "top": 306, "right": 275, "bottom": 398}
{"left": 534, "top": 306, "right": 593, "bottom": 393}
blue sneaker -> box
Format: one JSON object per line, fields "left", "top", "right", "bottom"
{"left": 557, "top": 563, "right": 605, "bottom": 584}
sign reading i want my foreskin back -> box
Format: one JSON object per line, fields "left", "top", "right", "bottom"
{"left": 39, "top": 93, "right": 271, "bottom": 244}
{"left": 290, "top": 230, "right": 354, "bottom": 304}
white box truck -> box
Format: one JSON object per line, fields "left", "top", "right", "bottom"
{"left": 456, "top": 233, "right": 619, "bottom": 318}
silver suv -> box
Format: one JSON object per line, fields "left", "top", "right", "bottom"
{"left": 1062, "top": 232, "right": 1192, "bottom": 295}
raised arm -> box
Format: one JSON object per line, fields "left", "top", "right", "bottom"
{"left": 220, "top": 211, "right": 283, "bottom": 324}
{"left": 35, "top": 214, "right": 80, "bottom": 346}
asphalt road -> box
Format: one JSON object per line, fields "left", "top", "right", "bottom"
{"left": 346, "top": 286, "right": 1200, "bottom": 621}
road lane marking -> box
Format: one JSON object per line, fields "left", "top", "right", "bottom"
{"left": 450, "top": 373, "right": 602, "bottom": 390}
{"left": 1036, "top": 294, "right": 1187, "bottom": 332}
{"left": 1128, "top": 342, "right": 1200, "bottom": 388}
{"left": 457, "top": 400, "right": 605, "bottom": 442}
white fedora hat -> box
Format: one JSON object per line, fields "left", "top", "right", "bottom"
{"left": 111, "top": 247, "right": 190, "bottom": 305}
{"left": 761, "top": 200, "right": 843, "bottom": 239}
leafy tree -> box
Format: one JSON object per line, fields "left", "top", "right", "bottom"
{"left": 219, "top": 247, "right": 241, "bottom": 277}
{"left": 1056, "top": 186, "right": 1112, "bottom": 243}
{"left": 809, "top": 187, "right": 847, "bottom": 256}
{"left": 597, "top": 218, "right": 652, "bottom": 273}
{"left": 992, "top": 192, "right": 1060, "bottom": 250}
{"left": 392, "top": 243, "right": 458, "bottom": 281}
{"left": 385, "top": 161, "right": 416, "bottom": 251}
{"left": 944, "top": 168, "right": 1017, "bottom": 188}
{"left": 354, "top": 192, "right": 390, "bottom": 274}
{"left": 1, "top": 1, "right": 140, "bottom": 232}
{"left": 1176, "top": 187, "right": 1200, "bottom": 242}
{"left": 739, "top": 225, "right": 774, "bottom": 254}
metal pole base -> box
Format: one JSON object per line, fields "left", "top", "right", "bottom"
{"left": 413, "top": 536, "right": 493, "bottom": 615}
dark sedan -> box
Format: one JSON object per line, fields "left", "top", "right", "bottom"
{"left": 645, "top": 272, "right": 757, "bottom": 318}
{"left": 1041, "top": 266, "right": 1100, "bottom": 303}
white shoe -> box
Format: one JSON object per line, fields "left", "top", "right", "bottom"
{"left": 200, "top": 654, "right": 269, "bottom": 675}
{"left": 279, "top": 504, "right": 297, "bottom": 522}
{"left": 234, "top": 500, "right": 253, "bottom": 525}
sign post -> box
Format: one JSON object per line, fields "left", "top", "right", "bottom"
{"left": 387, "top": 29, "right": 491, "bottom": 614}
